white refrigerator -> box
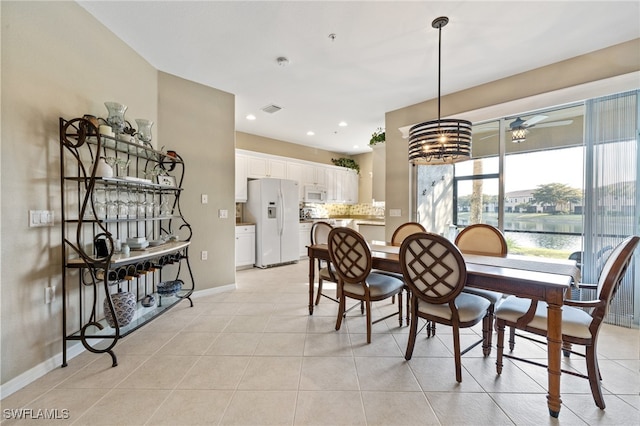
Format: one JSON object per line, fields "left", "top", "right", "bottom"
{"left": 246, "top": 178, "right": 300, "bottom": 268}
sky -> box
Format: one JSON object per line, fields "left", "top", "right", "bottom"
{"left": 455, "top": 146, "right": 585, "bottom": 196}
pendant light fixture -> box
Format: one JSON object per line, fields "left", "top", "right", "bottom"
{"left": 408, "top": 16, "right": 472, "bottom": 165}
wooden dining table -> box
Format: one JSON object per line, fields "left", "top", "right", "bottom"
{"left": 307, "top": 241, "right": 579, "bottom": 418}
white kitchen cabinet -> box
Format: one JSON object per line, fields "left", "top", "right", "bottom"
{"left": 247, "top": 155, "right": 287, "bottom": 179}
{"left": 325, "top": 167, "right": 358, "bottom": 204}
{"left": 286, "top": 161, "right": 304, "bottom": 200}
{"left": 235, "top": 225, "right": 255, "bottom": 269}
{"left": 324, "top": 167, "right": 339, "bottom": 203}
{"left": 237, "top": 149, "right": 356, "bottom": 204}
{"left": 299, "top": 222, "right": 313, "bottom": 257}
{"left": 235, "top": 153, "right": 249, "bottom": 202}
{"left": 344, "top": 169, "right": 359, "bottom": 204}
{"left": 302, "top": 164, "right": 327, "bottom": 186}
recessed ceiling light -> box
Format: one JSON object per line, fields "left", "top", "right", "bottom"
{"left": 246, "top": 114, "right": 256, "bottom": 120}
{"left": 338, "top": 121, "right": 348, "bottom": 127}
{"left": 307, "top": 131, "right": 315, "bottom": 136}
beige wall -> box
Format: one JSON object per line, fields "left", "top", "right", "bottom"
{"left": 158, "top": 72, "right": 236, "bottom": 291}
{"left": 385, "top": 39, "right": 640, "bottom": 239}
{"left": 352, "top": 152, "right": 372, "bottom": 204}
{"left": 1, "top": 2, "right": 235, "bottom": 389}
{"left": 236, "top": 131, "right": 350, "bottom": 166}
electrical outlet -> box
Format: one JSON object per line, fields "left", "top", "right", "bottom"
{"left": 201, "top": 251, "right": 208, "bottom": 260}
{"left": 201, "top": 194, "right": 208, "bottom": 204}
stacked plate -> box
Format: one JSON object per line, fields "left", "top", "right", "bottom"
{"left": 126, "top": 237, "right": 149, "bottom": 250}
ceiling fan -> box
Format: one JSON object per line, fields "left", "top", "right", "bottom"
{"left": 478, "top": 115, "right": 574, "bottom": 142}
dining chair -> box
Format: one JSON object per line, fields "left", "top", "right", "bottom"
{"left": 310, "top": 221, "right": 339, "bottom": 305}
{"left": 495, "top": 235, "right": 639, "bottom": 409}
{"left": 399, "top": 232, "right": 491, "bottom": 382}
{"left": 454, "top": 223, "right": 508, "bottom": 356}
{"left": 384, "top": 222, "right": 426, "bottom": 325}
{"left": 327, "top": 227, "right": 404, "bottom": 343}
{"left": 391, "top": 222, "right": 426, "bottom": 246}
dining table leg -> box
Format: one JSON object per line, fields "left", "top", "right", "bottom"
{"left": 546, "top": 290, "right": 564, "bottom": 417}
{"left": 308, "top": 250, "right": 316, "bottom": 315}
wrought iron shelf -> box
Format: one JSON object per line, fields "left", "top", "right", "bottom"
{"left": 59, "top": 116, "right": 195, "bottom": 369}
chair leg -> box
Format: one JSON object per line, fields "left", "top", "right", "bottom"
{"left": 314, "top": 278, "right": 323, "bottom": 305}
{"left": 496, "top": 319, "right": 505, "bottom": 375}
{"left": 365, "top": 300, "right": 372, "bottom": 344}
{"left": 398, "top": 290, "right": 403, "bottom": 327}
{"left": 585, "top": 343, "right": 606, "bottom": 409}
{"left": 405, "top": 287, "right": 410, "bottom": 326}
{"left": 405, "top": 298, "right": 419, "bottom": 360}
{"left": 335, "top": 292, "right": 346, "bottom": 331}
{"left": 508, "top": 326, "right": 516, "bottom": 351}
{"left": 562, "top": 341, "right": 572, "bottom": 357}
{"left": 452, "top": 323, "right": 462, "bottom": 383}
{"left": 482, "top": 304, "right": 495, "bottom": 357}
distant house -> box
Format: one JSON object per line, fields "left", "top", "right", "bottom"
{"left": 505, "top": 189, "right": 539, "bottom": 213}
{"left": 505, "top": 189, "right": 584, "bottom": 214}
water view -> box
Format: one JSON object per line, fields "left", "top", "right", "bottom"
{"left": 457, "top": 212, "right": 583, "bottom": 258}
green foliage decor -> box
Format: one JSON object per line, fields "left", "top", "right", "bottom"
{"left": 369, "top": 127, "right": 385, "bottom": 145}
{"left": 331, "top": 157, "right": 360, "bottom": 174}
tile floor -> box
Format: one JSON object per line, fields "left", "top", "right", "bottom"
{"left": 2, "top": 260, "right": 639, "bottom": 425}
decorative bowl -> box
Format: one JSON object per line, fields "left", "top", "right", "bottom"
{"left": 157, "top": 280, "right": 182, "bottom": 297}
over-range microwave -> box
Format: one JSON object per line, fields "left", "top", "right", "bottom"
{"left": 303, "top": 185, "right": 327, "bottom": 203}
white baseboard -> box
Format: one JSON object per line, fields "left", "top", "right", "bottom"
{"left": 0, "top": 283, "right": 237, "bottom": 400}
{"left": 0, "top": 342, "right": 85, "bottom": 400}
{"left": 191, "top": 283, "right": 236, "bottom": 298}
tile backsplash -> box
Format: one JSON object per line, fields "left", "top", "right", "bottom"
{"left": 307, "top": 202, "right": 385, "bottom": 218}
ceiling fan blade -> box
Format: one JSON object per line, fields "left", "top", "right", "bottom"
{"left": 523, "top": 115, "right": 548, "bottom": 127}
{"left": 479, "top": 133, "right": 498, "bottom": 140}
{"left": 535, "top": 119, "right": 573, "bottom": 128}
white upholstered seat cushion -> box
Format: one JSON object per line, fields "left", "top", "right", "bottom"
{"left": 319, "top": 264, "right": 337, "bottom": 282}
{"left": 342, "top": 272, "right": 404, "bottom": 297}
{"left": 495, "top": 295, "right": 593, "bottom": 339}
{"left": 462, "top": 288, "right": 503, "bottom": 304}
{"left": 417, "top": 292, "right": 490, "bottom": 323}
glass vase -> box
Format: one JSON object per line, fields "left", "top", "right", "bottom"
{"left": 104, "top": 102, "right": 128, "bottom": 134}
{"left": 135, "top": 119, "right": 153, "bottom": 144}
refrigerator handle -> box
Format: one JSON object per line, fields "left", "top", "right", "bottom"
{"left": 277, "top": 188, "right": 284, "bottom": 237}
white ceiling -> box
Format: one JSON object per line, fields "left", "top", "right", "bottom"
{"left": 77, "top": 1, "right": 640, "bottom": 155}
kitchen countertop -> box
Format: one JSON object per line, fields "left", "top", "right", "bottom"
{"left": 236, "top": 222, "right": 255, "bottom": 226}
{"left": 356, "top": 220, "right": 385, "bottom": 226}
{"left": 299, "top": 217, "right": 385, "bottom": 226}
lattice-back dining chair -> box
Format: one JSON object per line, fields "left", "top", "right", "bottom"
{"left": 327, "top": 227, "right": 405, "bottom": 343}
{"left": 310, "top": 221, "right": 338, "bottom": 305}
{"left": 495, "top": 235, "right": 639, "bottom": 409}
{"left": 400, "top": 232, "right": 491, "bottom": 382}
{"left": 391, "top": 222, "right": 426, "bottom": 246}
{"left": 454, "top": 223, "right": 508, "bottom": 356}
{"left": 386, "top": 222, "right": 426, "bottom": 323}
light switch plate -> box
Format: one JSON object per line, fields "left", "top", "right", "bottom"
{"left": 219, "top": 209, "right": 228, "bottom": 219}
{"left": 30, "top": 210, "right": 54, "bottom": 227}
